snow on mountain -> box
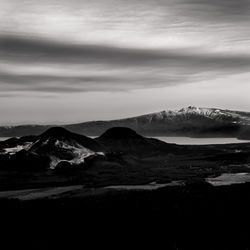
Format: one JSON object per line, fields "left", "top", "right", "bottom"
{"left": 0, "top": 127, "right": 105, "bottom": 169}
{"left": 136, "top": 106, "right": 250, "bottom": 125}
{"left": 28, "top": 129, "right": 105, "bottom": 169}
{"left": 2, "top": 142, "right": 33, "bottom": 155}
{"left": 32, "top": 138, "right": 104, "bottom": 169}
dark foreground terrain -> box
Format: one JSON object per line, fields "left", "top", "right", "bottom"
{"left": 2, "top": 183, "right": 250, "bottom": 250}
{"left": 1, "top": 127, "right": 250, "bottom": 249}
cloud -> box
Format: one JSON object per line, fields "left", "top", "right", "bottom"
{"left": 2, "top": 35, "right": 250, "bottom": 67}
{"left": 1, "top": 35, "right": 194, "bottom": 66}
{"left": 181, "top": 0, "right": 250, "bottom": 18}
{"left": 1, "top": 34, "right": 250, "bottom": 94}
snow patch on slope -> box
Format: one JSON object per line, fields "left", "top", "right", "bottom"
{"left": 48, "top": 140, "right": 104, "bottom": 169}
{"left": 1, "top": 142, "right": 33, "bottom": 155}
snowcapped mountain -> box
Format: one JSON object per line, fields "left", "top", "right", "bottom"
{"left": 137, "top": 106, "right": 250, "bottom": 125}
{"left": 1, "top": 106, "right": 250, "bottom": 139}
{"left": 65, "top": 106, "right": 250, "bottom": 138}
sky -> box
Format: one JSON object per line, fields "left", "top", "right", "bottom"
{"left": 1, "top": 0, "right": 250, "bottom": 125}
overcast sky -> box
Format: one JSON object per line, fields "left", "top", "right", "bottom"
{"left": 1, "top": 0, "right": 250, "bottom": 125}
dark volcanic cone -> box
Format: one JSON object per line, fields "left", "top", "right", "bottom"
{"left": 27, "top": 127, "right": 104, "bottom": 169}
{"left": 99, "top": 127, "right": 144, "bottom": 140}
{"left": 97, "top": 127, "right": 180, "bottom": 156}
{"left": 30, "top": 127, "right": 102, "bottom": 154}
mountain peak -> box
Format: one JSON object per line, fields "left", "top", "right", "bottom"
{"left": 99, "top": 127, "right": 144, "bottom": 140}
{"left": 180, "top": 105, "right": 198, "bottom": 111}
{"left": 178, "top": 106, "right": 207, "bottom": 113}
{"left": 40, "top": 127, "right": 71, "bottom": 138}
{"left": 33, "top": 126, "right": 103, "bottom": 152}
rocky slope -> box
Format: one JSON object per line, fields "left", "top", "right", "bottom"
{"left": 0, "top": 127, "right": 105, "bottom": 170}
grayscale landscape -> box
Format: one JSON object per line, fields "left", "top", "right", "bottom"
{"left": 1, "top": 1, "right": 250, "bottom": 249}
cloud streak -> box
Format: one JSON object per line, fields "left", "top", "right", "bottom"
{"left": 1, "top": 35, "right": 250, "bottom": 93}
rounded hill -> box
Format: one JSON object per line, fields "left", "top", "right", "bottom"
{"left": 99, "top": 127, "right": 144, "bottom": 140}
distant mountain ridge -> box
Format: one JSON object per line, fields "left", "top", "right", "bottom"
{"left": 1, "top": 106, "right": 250, "bottom": 139}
